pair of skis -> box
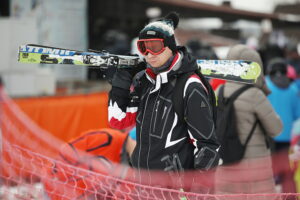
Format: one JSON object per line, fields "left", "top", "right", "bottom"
{"left": 18, "top": 44, "right": 261, "bottom": 84}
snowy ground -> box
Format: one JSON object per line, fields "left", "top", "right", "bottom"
{"left": 0, "top": 182, "right": 47, "bottom": 200}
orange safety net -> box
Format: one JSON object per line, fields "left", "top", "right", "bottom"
{"left": 1, "top": 86, "right": 300, "bottom": 199}
{"left": 12, "top": 92, "right": 110, "bottom": 142}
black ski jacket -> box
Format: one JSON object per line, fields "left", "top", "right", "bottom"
{"left": 108, "top": 47, "right": 219, "bottom": 171}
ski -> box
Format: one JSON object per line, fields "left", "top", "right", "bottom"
{"left": 18, "top": 44, "right": 261, "bottom": 83}
{"left": 198, "top": 59, "right": 261, "bottom": 84}
{"left": 18, "top": 44, "right": 139, "bottom": 69}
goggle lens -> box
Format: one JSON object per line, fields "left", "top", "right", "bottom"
{"left": 137, "top": 39, "right": 165, "bottom": 55}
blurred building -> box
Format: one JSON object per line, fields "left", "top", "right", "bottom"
{"left": 274, "top": 2, "right": 300, "bottom": 41}
{"left": 1, "top": 0, "right": 300, "bottom": 97}
{"left": 0, "top": 0, "right": 88, "bottom": 97}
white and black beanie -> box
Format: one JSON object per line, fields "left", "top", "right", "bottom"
{"left": 139, "top": 12, "right": 179, "bottom": 53}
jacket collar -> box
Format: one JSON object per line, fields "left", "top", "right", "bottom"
{"left": 145, "top": 51, "right": 181, "bottom": 83}
{"left": 145, "top": 52, "right": 182, "bottom": 93}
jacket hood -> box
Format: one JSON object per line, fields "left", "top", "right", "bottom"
{"left": 169, "top": 46, "right": 198, "bottom": 76}
{"left": 226, "top": 44, "right": 270, "bottom": 95}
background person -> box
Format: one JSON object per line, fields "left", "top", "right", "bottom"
{"left": 214, "top": 44, "right": 283, "bottom": 196}
{"left": 265, "top": 57, "right": 300, "bottom": 193}
{"left": 42, "top": 128, "right": 136, "bottom": 200}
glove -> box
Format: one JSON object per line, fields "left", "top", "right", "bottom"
{"left": 111, "top": 61, "right": 146, "bottom": 90}
{"left": 111, "top": 69, "right": 133, "bottom": 90}
{"left": 102, "top": 67, "right": 117, "bottom": 84}
{"left": 194, "top": 147, "right": 220, "bottom": 171}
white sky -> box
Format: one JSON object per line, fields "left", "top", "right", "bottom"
{"left": 191, "top": 0, "right": 299, "bottom": 13}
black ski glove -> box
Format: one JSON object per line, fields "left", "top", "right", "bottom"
{"left": 103, "top": 67, "right": 117, "bottom": 84}
{"left": 111, "top": 61, "right": 146, "bottom": 90}
{"left": 194, "top": 147, "right": 219, "bottom": 171}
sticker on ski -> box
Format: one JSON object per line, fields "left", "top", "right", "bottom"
{"left": 198, "top": 60, "right": 261, "bottom": 84}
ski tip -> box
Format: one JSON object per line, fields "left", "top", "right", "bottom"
{"left": 197, "top": 59, "right": 261, "bottom": 84}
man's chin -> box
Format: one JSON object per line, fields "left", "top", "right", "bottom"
{"left": 150, "top": 63, "right": 160, "bottom": 68}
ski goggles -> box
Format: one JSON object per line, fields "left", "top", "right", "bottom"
{"left": 137, "top": 38, "right": 166, "bottom": 55}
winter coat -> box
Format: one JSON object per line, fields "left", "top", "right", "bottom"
{"left": 265, "top": 76, "right": 300, "bottom": 143}
{"left": 108, "top": 47, "right": 220, "bottom": 172}
{"left": 214, "top": 44, "right": 283, "bottom": 195}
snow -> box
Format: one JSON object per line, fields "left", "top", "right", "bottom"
{"left": 0, "top": 183, "right": 47, "bottom": 200}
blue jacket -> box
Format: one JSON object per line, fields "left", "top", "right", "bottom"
{"left": 266, "top": 76, "right": 300, "bottom": 142}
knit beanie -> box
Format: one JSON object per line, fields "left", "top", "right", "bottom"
{"left": 138, "top": 12, "right": 179, "bottom": 53}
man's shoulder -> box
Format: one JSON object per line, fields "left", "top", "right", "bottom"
{"left": 184, "top": 72, "right": 208, "bottom": 95}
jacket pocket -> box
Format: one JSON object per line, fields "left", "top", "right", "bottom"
{"left": 150, "top": 96, "right": 173, "bottom": 139}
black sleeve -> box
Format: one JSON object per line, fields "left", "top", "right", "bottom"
{"left": 184, "top": 77, "right": 220, "bottom": 170}
{"left": 108, "top": 70, "right": 138, "bottom": 130}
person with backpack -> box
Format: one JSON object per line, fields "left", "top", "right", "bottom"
{"left": 214, "top": 44, "right": 283, "bottom": 195}
{"left": 265, "top": 57, "right": 300, "bottom": 193}
{"left": 108, "top": 11, "right": 219, "bottom": 177}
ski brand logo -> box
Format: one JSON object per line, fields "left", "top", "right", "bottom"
{"left": 19, "top": 45, "right": 76, "bottom": 56}
{"left": 198, "top": 60, "right": 253, "bottom": 76}
{"left": 146, "top": 30, "right": 156, "bottom": 35}
{"left": 197, "top": 59, "right": 250, "bottom": 66}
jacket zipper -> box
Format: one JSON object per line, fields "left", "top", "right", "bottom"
{"left": 137, "top": 87, "right": 152, "bottom": 176}
{"left": 152, "top": 100, "right": 160, "bottom": 133}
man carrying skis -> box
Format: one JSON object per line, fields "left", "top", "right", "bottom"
{"left": 108, "top": 12, "right": 219, "bottom": 174}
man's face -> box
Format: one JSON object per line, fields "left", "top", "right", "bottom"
{"left": 137, "top": 38, "right": 174, "bottom": 68}
{"left": 144, "top": 47, "right": 173, "bottom": 68}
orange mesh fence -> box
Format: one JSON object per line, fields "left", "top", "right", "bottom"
{"left": 13, "top": 92, "right": 109, "bottom": 142}
{"left": 1, "top": 86, "right": 300, "bottom": 200}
